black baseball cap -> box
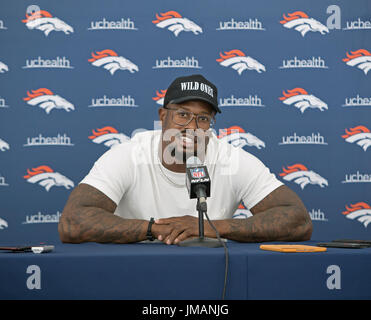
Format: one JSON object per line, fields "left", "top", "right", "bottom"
{"left": 164, "top": 74, "right": 221, "bottom": 113}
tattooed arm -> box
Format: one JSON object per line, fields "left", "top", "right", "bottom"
{"left": 212, "top": 185, "right": 313, "bottom": 242}
{"left": 58, "top": 183, "right": 162, "bottom": 244}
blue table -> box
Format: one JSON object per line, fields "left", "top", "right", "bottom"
{"left": 1, "top": 240, "right": 370, "bottom": 300}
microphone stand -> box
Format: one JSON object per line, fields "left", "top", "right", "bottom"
{"left": 197, "top": 199, "right": 205, "bottom": 240}
{"left": 178, "top": 199, "right": 222, "bottom": 248}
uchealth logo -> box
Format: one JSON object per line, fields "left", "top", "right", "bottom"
{"left": 0, "top": 19, "right": 7, "bottom": 30}
{"left": 342, "top": 49, "right": 371, "bottom": 75}
{"left": 24, "top": 133, "right": 73, "bottom": 147}
{"left": 342, "top": 202, "right": 371, "bottom": 228}
{"left": 217, "top": 17, "right": 265, "bottom": 31}
{"left": 219, "top": 93, "right": 264, "bottom": 108}
{"left": 343, "top": 94, "right": 371, "bottom": 108}
{"left": 279, "top": 56, "right": 328, "bottom": 69}
{"left": 22, "top": 9, "right": 74, "bottom": 36}
{"left": 23, "top": 56, "right": 73, "bottom": 69}
{"left": 309, "top": 209, "right": 328, "bottom": 222}
{"left": 279, "top": 164, "right": 328, "bottom": 189}
{"left": 342, "top": 171, "right": 371, "bottom": 184}
{"left": 153, "top": 56, "right": 201, "bottom": 69}
{"left": 218, "top": 126, "right": 265, "bottom": 150}
{"left": 23, "top": 211, "right": 62, "bottom": 225}
{"left": 0, "top": 172, "right": 9, "bottom": 187}
{"left": 89, "top": 126, "right": 130, "bottom": 148}
{"left": 343, "top": 17, "right": 371, "bottom": 31}
{"left": 279, "top": 132, "right": 327, "bottom": 146}
{"left": 88, "top": 17, "right": 137, "bottom": 31}
{"left": 0, "top": 137, "right": 9, "bottom": 151}
{"left": 0, "top": 96, "right": 9, "bottom": 108}
{"left": 279, "top": 88, "right": 328, "bottom": 113}
{"left": 23, "top": 88, "right": 74, "bottom": 114}
{"left": 23, "top": 165, "right": 74, "bottom": 192}
{"left": 0, "top": 60, "right": 8, "bottom": 73}
{"left": 152, "top": 90, "right": 167, "bottom": 106}
{"left": 279, "top": 11, "right": 329, "bottom": 37}
{"left": 89, "top": 94, "right": 138, "bottom": 108}
{"left": 89, "top": 49, "right": 139, "bottom": 75}
{"left": 152, "top": 11, "right": 202, "bottom": 37}
{"left": 216, "top": 49, "right": 265, "bottom": 75}
{"left": 342, "top": 125, "right": 371, "bottom": 151}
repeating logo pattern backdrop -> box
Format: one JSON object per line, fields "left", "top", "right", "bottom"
{"left": 0, "top": 0, "right": 370, "bottom": 243}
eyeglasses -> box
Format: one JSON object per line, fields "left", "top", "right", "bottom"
{"left": 164, "top": 107, "right": 215, "bottom": 129}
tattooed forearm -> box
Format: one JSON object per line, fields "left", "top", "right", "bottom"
{"left": 59, "top": 208, "right": 147, "bottom": 243}
{"left": 217, "top": 205, "right": 312, "bottom": 242}
{"left": 58, "top": 184, "right": 148, "bottom": 243}
{"left": 212, "top": 185, "right": 312, "bottom": 242}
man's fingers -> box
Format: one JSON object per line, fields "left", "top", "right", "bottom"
{"left": 155, "top": 218, "right": 173, "bottom": 225}
{"left": 152, "top": 224, "right": 172, "bottom": 241}
{"left": 155, "top": 215, "right": 195, "bottom": 225}
{"left": 164, "top": 228, "right": 184, "bottom": 245}
{"left": 174, "top": 230, "right": 193, "bottom": 244}
{"left": 154, "top": 216, "right": 198, "bottom": 244}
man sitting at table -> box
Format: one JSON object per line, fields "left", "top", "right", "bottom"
{"left": 58, "top": 74, "right": 312, "bottom": 245}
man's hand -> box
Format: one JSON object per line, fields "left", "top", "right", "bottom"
{"left": 153, "top": 215, "right": 202, "bottom": 245}
{"left": 151, "top": 185, "right": 312, "bottom": 244}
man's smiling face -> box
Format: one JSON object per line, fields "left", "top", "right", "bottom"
{"left": 159, "top": 99, "right": 215, "bottom": 166}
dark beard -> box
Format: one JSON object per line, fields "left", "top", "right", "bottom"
{"left": 171, "top": 147, "right": 198, "bottom": 163}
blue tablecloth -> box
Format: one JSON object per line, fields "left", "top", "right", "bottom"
{"left": 1, "top": 240, "right": 370, "bottom": 300}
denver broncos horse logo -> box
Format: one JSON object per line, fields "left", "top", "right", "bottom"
{"left": 232, "top": 203, "right": 253, "bottom": 219}
{"left": 152, "top": 90, "right": 167, "bottom": 106}
{"left": 342, "top": 49, "right": 371, "bottom": 75}
{"left": 279, "top": 88, "right": 328, "bottom": 113}
{"left": 280, "top": 11, "right": 329, "bottom": 37}
{"left": 89, "top": 49, "right": 139, "bottom": 75}
{"left": 0, "top": 61, "right": 8, "bottom": 73}
{"left": 342, "top": 202, "right": 371, "bottom": 228}
{"left": 24, "top": 165, "right": 74, "bottom": 191}
{"left": 23, "top": 88, "right": 75, "bottom": 114}
{"left": 216, "top": 50, "right": 266, "bottom": 75}
{"left": 342, "top": 125, "right": 371, "bottom": 151}
{"left": 89, "top": 126, "right": 130, "bottom": 148}
{"left": 0, "top": 138, "right": 10, "bottom": 151}
{"left": 22, "top": 10, "right": 73, "bottom": 36}
{"left": 279, "top": 164, "right": 328, "bottom": 189}
{"left": 218, "top": 126, "right": 265, "bottom": 149}
{"left": 152, "top": 11, "right": 202, "bottom": 37}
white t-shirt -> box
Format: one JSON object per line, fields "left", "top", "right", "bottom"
{"left": 80, "top": 130, "right": 283, "bottom": 220}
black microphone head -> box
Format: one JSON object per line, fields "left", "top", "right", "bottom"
{"left": 185, "top": 156, "right": 210, "bottom": 199}
{"left": 186, "top": 156, "right": 202, "bottom": 168}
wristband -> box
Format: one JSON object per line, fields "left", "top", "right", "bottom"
{"left": 146, "top": 217, "right": 155, "bottom": 241}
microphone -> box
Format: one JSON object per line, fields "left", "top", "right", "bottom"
{"left": 185, "top": 156, "right": 210, "bottom": 212}
{"left": 179, "top": 157, "right": 222, "bottom": 248}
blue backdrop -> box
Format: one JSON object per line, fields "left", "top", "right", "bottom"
{"left": 0, "top": 0, "right": 370, "bottom": 243}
